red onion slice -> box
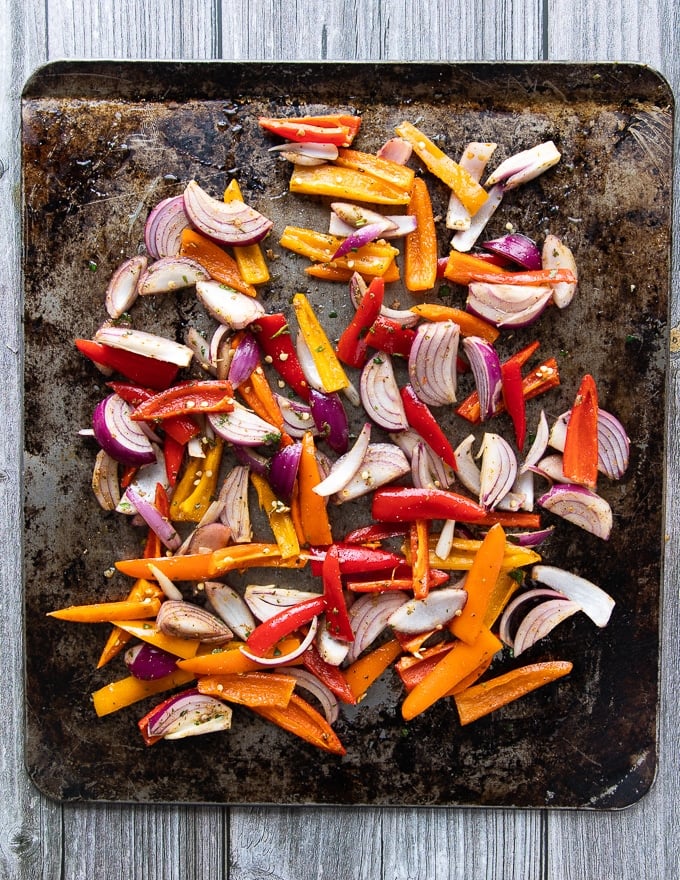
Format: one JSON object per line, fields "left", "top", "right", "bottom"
{"left": 520, "top": 410, "right": 550, "bottom": 473}
{"left": 217, "top": 465, "right": 252, "bottom": 543}
{"left": 531, "top": 564, "right": 615, "bottom": 627}
{"left": 478, "top": 432, "right": 517, "bottom": 509}
{"left": 542, "top": 234, "right": 578, "bottom": 308}
{"left": 538, "top": 483, "right": 613, "bottom": 540}
{"left": 346, "top": 592, "right": 408, "bottom": 662}
{"left": 227, "top": 332, "right": 260, "bottom": 387}
{"left": 91, "top": 448, "right": 120, "bottom": 510}
{"left": 408, "top": 321, "right": 460, "bottom": 407}
{"left": 125, "top": 643, "right": 180, "bottom": 680}
{"left": 92, "top": 394, "right": 157, "bottom": 466}
{"left": 387, "top": 586, "right": 467, "bottom": 634}
{"left": 360, "top": 354, "right": 409, "bottom": 431}
{"left": 333, "top": 443, "right": 410, "bottom": 502}
{"left": 156, "top": 600, "right": 233, "bottom": 644}
{"left": 274, "top": 394, "right": 317, "bottom": 438}
{"left": 376, "top": 137, "right": 413, "bottom": 164}
{"left": 506, "top": 526, "right": 555, "bottom": 548}
{"left": 183, "top": 180, "right": 273, "bottom": 246}
{"left": 485, "top": 141, "right": 561, "bottom": 190}
{"left": 331, "top": 221, "right": 394, "bottom": 259}
{"left": 138, "top": 256, "right": 210, "bottom": 295}
{"left": 269, "top": 141, "right": 339, "bottom": 160}
{"left": 295, "top": 332, "right": 325, "bottom": 392}
{"left": 309, "top": 389, "right": 349, "bottom": 454}
{"left": 482, "top": 233, "right": 542, "bottom": 270}
{"left": 411, "top": 440, "right": 453, "bottom": 491}
{"left": 124, "top": 485, "right": 181, "bottom": 551}
{"left": 204, "top": 582, "right": 257, "bottom": 642}
{"left": 94, "top": 325, "right": 194, "bottom": 367}
{"left": 349, "top": 272, "right": 418, "bottom": 325}
{"left": 513, "top": 598, "right": 581, "bottom": 656}
{"left": 105, "top": 255, "right": 147, "bottom": 318}
{"left": 146, "top": 689, "right": 233, "bottom": 740}
{"left": 446, "top": 141, "right": 497, "bottom": 230}
{"left": 115, "top": 445, "right": 168, "bottom": 515}
{"left": 462, "top": 336, "right": 502, "bottom": 421}
{"left": 244, "top": 586, "right": 323, "bottom": 622}
{"left": 330, "top": 212, "right": 416, "bottom": 240}
{"left": 183, "top": 522, "right": 233, "bottom": 555}
{"left": 144, "top": 194, "right": 191, "bottom": 259}
{"left": 454, "top": 434, "right": 482, "bottom": 496}
{"left": 209, "top": 403, "right": 281, "bottom": 447}
{"left": 315, "top": 618, "right": 351, "bottom": 666}
{"left": 185, "top": 326, "right": 216, "bottom": 375}
{"left": 196, "top": 280, "right": 265, "bottom": 329}
{"left": 314, "top": 422, "right": 371, "bottom": 497}
{"left": 498, "top": 588, "right": 569, "bottom": 646}
{"left": 268, "top": 442, "right": 303, "bottom": 503}
{"left": 466, "top": 282, "right": 553, "bottom": 328}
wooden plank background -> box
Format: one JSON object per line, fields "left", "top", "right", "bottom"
{"left": 2, "top": 1, "right": 678, "bottom": 877}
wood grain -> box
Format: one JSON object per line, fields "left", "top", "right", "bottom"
{"left": 2, "top": 1, "right": 678, "bottom": 878}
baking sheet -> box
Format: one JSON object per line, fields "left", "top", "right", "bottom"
{"left": 21, "top": 60, "right": 671, "bottom": 807}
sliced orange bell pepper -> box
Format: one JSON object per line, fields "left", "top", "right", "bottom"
{"left": 334, "top": 147, "right": 415, "bottom": 191}
{"left": 250, "top": 471, "right": 300, "bottom": 559}
{"left": 404, "top": 176, "right": 438, "bottom": 292}
{"left": 401, "top": 626, "right": 502, "bottom": 720}
{"left": 344, "top": 639, "right": 402, "bottom": 700}
{"left": 409, "top": 303, "right": 500, "bottom": 343}
{"left": 223, "top": 179, "right": 270, "bottom": 284}
{"left": 305, "top": 260, "right": 401, "bottom": 284}
{"left": 410, "top": 519, "right": 431, "bottom": 599}
{"left": 454, "top": 660, "right": 574, "bottom": 725}
{"left": 177, "top": 637, "right": 302, "bottom": 674}
{"left": 97, "top": 578, "right": 164, "bottom": 668}
{"left": 288, "top": 164, "right": 411, "bottom": 205}
{"left": 281, "top": 226, "right": 400, "bottom": 278}
{"left": 450, "top": 523, "right": 506, "bottom": 645}
{"left": 292, "top": 292, "right": 350, "bottom": 393}
{"left": 443, "top": 250, "right": 509, "bottom": 285}
{"left": 482, "top": 570, "right": 522, "bottom": 628}
{"left": 474, "top": 510, "right": 542, "bottom": 529}
{"left": 297, "top": 432, "right": 333, "bottom": 546}
{"left": 92, "top": 668, "right": 195, "bottom": 717}
{"left": 563, "top": 373, "right": 599, "bottom": 489}
{"left": 252, "top": 693, "right": 346, "bottom": 755}
{"left": 179, "top": 227, "right": 257, "bottom": 296}
{"left": 197, "top": 671, "right": 297, "bottom": 708}
{"left": 47, "top": 596, "right": 161, "bottom": 623}
{"left": 395, "top": 121, "right": 488, "bottom": 215}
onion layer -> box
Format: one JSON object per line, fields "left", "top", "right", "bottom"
{"left": 144, "top": 194, "right": 191, "bottom": 259}
{"left": 93, "top": 394, "right": 156, "bottom": 466}
{"left": 531, "top": 564, "right": 615, "bottom": 627}
{"left": 467, "top": 282, "right": 553, "bottom": 328}
{"left": 183, "top": 180, "right": 273, "bottom": 246}
{"left": 538, "top": 483, "right": 613, "bottom": 540}
{"left": 196, "top": 280, "right": 265, "bottom": 328}
{"left": 105, "top": 255, "right": 147, "bottom": 318}
{"left": 360, "top": 354, "right": 409, "bottom": 431}
{"left": 463, "top": 336, "right": 502, "bottom": 421}
{"left": 138, "top": 256, "right": 209, "bottom": 295}
{"left": 408, "top": 321, "right": 459, "bottom": 406}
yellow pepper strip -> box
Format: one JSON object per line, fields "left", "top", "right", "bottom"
{"left": 411, "top": 535, "right": 540, "bottom": 572}
{"left": 114, "top": 620, "right": 201, "bottom": 660}
{"left": 483, "top": 571, "right": 521, "bottom": 629}
{"left": 401, "top": 627, "right": 502, "bottom": 721}
{"left": 410, "top": 302, "right": 500, "bottom": 343}
{"left": 344, "top": 639, "right": 402, "bottom": 701}
{"left": 47, "top": 596, "right": 161, "bottom": 623}
{"left": 404, "top": 177, "right": 438, "bottom": 292}
{"left": 305, "top": 260, "right": 401, "bottom": 283}
{"left": 197, "top": 671, "right": 297, "bottom": 708}
{"left": 116, "top": 543, "right": 309, "bottom": 580}
{"left": 289, "top": 164, "right": 411, "bottom": 205}
{"left": 92, "top": 669, "right": 196, "bottom": 717}
{"left": 395, "top": 121, "right": 489, "bottom": 215}
{"left": 292, "top": 292, "right": 350, "bottom": 393}
{"left": 450, "top": 523, "right": 506, "bottom": 646}
{"left": 334, "top": 147, "right": 416, "bottom": 191}
{"left": 97, "top": 578, "right": 164, "bottom": 668}
{"left": 177, "top": 636, "right": 302, "bottom": 675}
{"left": 169, "top": 437, "right": 224, "bottom": 522}
{"left": 250, "top": 471, "right": 301, "bottom": 559}
{"left": 454, "top": 661, "right": 574, "bottom": 726}
{"left": 281, "top": 226, "right": 399, "bottom": 278}
{"left": 223, "top": 179, "right": 270, "bottom": 284}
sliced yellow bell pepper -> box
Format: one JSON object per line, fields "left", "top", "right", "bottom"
{"left": 114, "top": 620, "right": 201, "bottom": 660}
{"left": 292, "top": 292, "right": 350, "bottom": 393}
{"left": 170, "top": 437, "right": 224, "bottom": 522}
{"left": 334, "top": 147, "right": 415, "bottom": 190}
{"left": 223, "top": 179, "right": 270, "bottom": 284}
{"left": 250, "top": 471, "right": 300, "bottom": 559}
{"left": 92, "top": 669, "right": 196, "bottom": 717}
{"left": 289, "top": 163, "right": 411, "bottom": 205}
{"left": 48, "top": 596, "right": 161, "bottom": 623}
{"left": 281, "top": 226, "right": 399, "bottom": 279}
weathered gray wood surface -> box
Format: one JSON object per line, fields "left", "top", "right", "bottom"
{"left": 2, "top": 1, "right": 678, "bottom": 878}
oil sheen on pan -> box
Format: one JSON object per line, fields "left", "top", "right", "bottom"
{"left": 21, "top": 61, "right": 671, "bottom": 807}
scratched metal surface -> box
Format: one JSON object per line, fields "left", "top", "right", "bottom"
{"left": 22, "top": 61, "right": 671, "bottom": 807}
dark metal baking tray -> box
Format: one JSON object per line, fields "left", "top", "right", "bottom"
{"left": 22, "top": 60, "right": 671, "bottom": 807}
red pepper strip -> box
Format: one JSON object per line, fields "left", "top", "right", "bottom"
{"left": 244, "top": 594, "right": 326, "bottom": 657}
{"left": 456, "top": 340, "right": 540, "bottom": 422}
{"left": 163, "top": 435, "right": 185, "bottom": 487}
{"left": 372, "top": 487, "right": 486, "bottom": 524}
{"left": 410, "top": 519, "right": 431, "bottom": 600}
{"left": 302, "top": 644, "right": 356, "bottom": 704}
{"left": 321, "top": 544, "right": 354, "bottom": 641}
{"left": 308, "top": 543, "right": 406, "bottom": 577}
{"left": 563, "top": 373, "right": 599, "bottom": 489}
{"left": 366, "top": 315, "right": 416, "bottom": 358}
{"left": 336, "top": 277, "right": 384, "bottom": 368}
{"left": 343, "top": 523, "right": 409, "bottom": 544}
{"left": 250, "top": 313, "right": 311, "bottom": 401}
{"left": 75, "top": 339, "right": 179, "bottom": 390}
{"left": 155, "top": 481, "right": 170, "bottom": 519}
{"left": 400, "top": 384, "right": 457, "bottom": 470}
{"left": 395, "top": 642, "right": 454, "bottom": 691}
{"left": 501, "top": 360, "right": 527, "bottom": 451}
{"left": 465, "top": 268, "right": 576, "bottom": 286}
{"left": 258, "top": 114, "right": 361, "bottom": 147}
{"left": 107, "top": 382, "right": 200, "bottom": 445}
{"left": 129, "top": 380, "right": 234, "bottom": 421}
{"left": 120, "top": 465, "right": 137, "bottom": 489}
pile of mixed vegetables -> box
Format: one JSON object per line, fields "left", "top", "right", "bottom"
{"left": 49, "top": 111, "right": 629, "bottom": 754}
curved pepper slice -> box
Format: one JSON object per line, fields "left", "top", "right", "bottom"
{"left": 563, "top": 373, "right": 599, "bottom": 489}
{"left": 400, "top": 384, "right": 457, "bottom": 470}
{"left": 336, "top": 277, "right": 384, "bottom": 368}
{"left": 244, "top": 594, "right": 326, "bottom": 657}
{"left": 250, "top": 313, "right": 311, "bottom": 401}
{"left": 371, "top": 487, "right": 486, "bottom": 524}
{"left": 129, "top": 380, "right": 234, "bottom": 421}
{"left": 75, "top": 338, "right": 179, "bottom": 390}
{"left": 259, "top": 113, "right": 361, "bottom": 147}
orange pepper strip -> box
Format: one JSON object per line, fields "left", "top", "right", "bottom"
{"left": 179, "top": 227, "right": 257, "bottom": 296}
{"left": 450, "top": 523, "right": 507, "bottom": 646}
{"left": 395, "top": 121, "right": 488, "bottom": 215}
{"left": 281, "top": 226, "right": 400, "bottom": 278}
{"left": 115, "top": 543, "right": 308, "bottom": 580}
{"left": 483, "top": 571, "right": 522, "bottom": 629}
{"left": 177, "top": 637, "right": 302, "bottom": 675}
{"left": 247, "top": 366, "right": 291, "bottom": 443}
{"left": 334, "top": 147, "right": 416, "bottom": 191}
{"left": 297, "top": 432, "right": 333, "bottom": 546}
{"left": 114, "top": 620, "right": 201, "bottom": 660}
{"left": 97, "top": 579, "right": 164, "bottom": 668}
{"left": 252, "top": 693, "right": 346, "bottom": 755}
{"left": 197, "top": 671, "right": 297, "bottom": 708}
{"left": 401, "top": 627, "right": 502, "bottom": 720}
{"left": 305, "top": 260, "right": 401, "bottom": 283}
{"left": 411, "top": 519, "right": 431, "bottom": 599}
{"left": 344, "top": 639, "right": 402, "bottom": 700}
{"left": 409, "top": 303, "right": 500, "bottom": 343}
{"left": 446, "top": 654, "right": 495, "bottom": 696}
{"left": 454, "top": 660, "right": 574, "bottom": 725}
{"left": 404, "top": 177, "right": 438, "bottom": 292}
{"left": 223, "top": 179, "right": 271, "bottom": 284}
{"left": 92, "top": 669, "right": 195, "bottom": 717}
{"left": 563, "top": 373, "right": 599, "bottom": 489}
{"left": 289, "top": 164, "right": 411, "bottom": 205}
{"left": 47, "top": 596, "right": 161, "bottom": 623}
{"left": 473, "top": 511, "right": 542, "bottom": 529}
{"left": 443, "top": 250, "right": 509, "bottom": 285}
{"left": 289, "top": 479, "right": 306, "bottom": 545}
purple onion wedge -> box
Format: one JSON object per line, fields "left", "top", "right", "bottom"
{"left": 146, "top": 689, "right": 233, "bottom": 740}
{"left": 144, "top": 194, "right": 191, "bottom": 259}
{"left": 538, "top": 483, "right": 613, "bottom": 540}
{"left": 93, "top": 394, "right": 156, "bottom": 466}
{"left": 183, "top": 180, "right": 273, "bottom": 246}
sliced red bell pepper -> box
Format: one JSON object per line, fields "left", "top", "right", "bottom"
{"left": 129, "top": 380, "right": 235, "bottom": 421}
{"left": 501, "top": 359, "right": 527, "bottom": 450}
{"left": 302, "top": 644, "right": 356, "bottom": 704}
{"left": 563, "top": 373, "right": 599, "bottom": 489}
{"left": 366, "top": 315, "right": 416, "bottom": 358}
{"left": 163, "top": 435, "right": 185, "bottom": 487}
{"left": 75, "top": 338, "right": 179, "bottom": 390}
{"left": 343, "top": 523, "right": 409, "bottom": 544}
{"left": 336, "top": 277, "right": 384, "bottom": 368}
{"left": 250, "top": 313, "right": 311, "bottom": 401}
{"left": 456, "top": 340, "right": 541, "bottom": 422}
{"left": 308, "top": 543, "right": 405, "bottom": 577}
{"left": 244, "top": 594, "right": 326, "bottom": 657}
{"left": 258, "top": 113, "right": 361, "bottom": 147}
{"left": 400, "top": 384, "right": 457, "bottom": 470}
{"left": 371, "top": 487, "right": 486, "bottom": 523}
{"left": 107, "top": 382, "right": 200, "bottom": 445}
{"left": 321, "top": 544, "right": 354, "bottom": 642}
